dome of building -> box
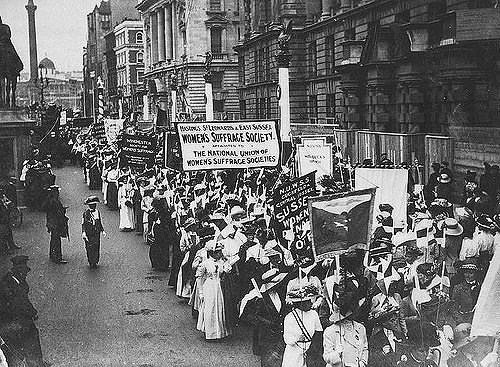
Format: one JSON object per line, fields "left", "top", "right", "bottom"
{"left": 39, "top": 57, "right": 55, "bottom": 70}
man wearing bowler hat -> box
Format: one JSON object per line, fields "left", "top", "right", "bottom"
{"left": 0, "top": 256, "right": 47, "bottom": 366}
{"left": 82, "top": 196, "right": 106, "bottom": 268}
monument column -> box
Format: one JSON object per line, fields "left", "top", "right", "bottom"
{"left": 26, "top": 0, "right": 38, "bottom": 82}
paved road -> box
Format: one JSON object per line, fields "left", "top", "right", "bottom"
{"left": 0, "top": 166, "right": 260, "bottom": 367}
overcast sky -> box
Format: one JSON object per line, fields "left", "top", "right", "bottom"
{"left": 1, "top": 0, "right": 103, "bottom": 72}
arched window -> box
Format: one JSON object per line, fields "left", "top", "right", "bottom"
{"left": 137, "top": 52, "right": 144, "bottom": 64}
{"left": 136, "top": 32, "right": 143, "bottom": 43}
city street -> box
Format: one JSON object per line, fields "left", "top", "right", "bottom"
{"left": 0, "top": 166, "right": 259, "bottom": 367}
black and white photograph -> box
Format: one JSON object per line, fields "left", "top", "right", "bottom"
{"left": 1, "top": 0, "right": 500, "bottom": 366}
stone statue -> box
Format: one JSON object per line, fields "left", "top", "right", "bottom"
{"left": 203, "top": 51, "right": 213, "bottom": 83}
{"left": 271, "top": 20, "right": 293, "bottom": 67}
{"left": 0, "top": 16, "right": 23, "bottom": 108}
{"left": 276, "top": 19, "right": 293, "bottom": 55}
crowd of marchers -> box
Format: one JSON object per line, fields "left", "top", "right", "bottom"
{"left": 69, "top": 125, "right": 500, "bottom": 367}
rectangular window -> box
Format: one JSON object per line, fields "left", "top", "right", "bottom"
{"left": 326, "top": 35, "right": 335, "bottom": 75}
{"left": 258, "top": 48, "right": 265, "bottom": 82}
{"left": 238, "top": 55, "right": 245, "bottom": 84}
{"left": 344, "top": 28, "right": 356, "bottom": 41}
{"left": 254, "top": 50, "right": 259, "bottom": 83}
{"left": 212, "top": 71, "right": 224, "bottom": 89}
{"left": 240, "top": 100, "right": 246, "bottom": 119}
{"left": 210, "top": 28, "right": 222, "bottom": 55}
{"left": 326, "top": 93, "right": 335, "bottom": 117}
{"left": 209, "top": 0, "right": 222, "bottom": 11}
{"left": 308, "top": 41, "right": 317, "bottom": 77}
{"left": 258, "top": 97, "right": 266, "bottom": 119}
{"left": 214, "top": 99, "right": 224, "bottom": 112}
{"left": 264, "top": 46, "right": 271, "bottom": 80}
{"left": 309, "top": 95, "right": 318, "bottom": 118}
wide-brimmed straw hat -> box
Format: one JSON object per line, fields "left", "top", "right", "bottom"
{"left": 286, "top": 284, "right": 319, "bottom": 303}
{"left": 438, "top": 218, "right": 464, "bottom": 236}
{"left": 84, "top": 195, "right": 100, "bottom": 205}
{"left": 437, "top": 173, "right": 452, "bottom": 184}
{"left": 260, "top": 268, "right": 287, "bottom": 293}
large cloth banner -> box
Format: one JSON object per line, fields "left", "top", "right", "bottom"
{"left": 163, "top": 131, "right": 183, "bottom": 171}
{"left": 176, "top": 120, "right": 280, "bottom": 171}
{"left": 91, "top": 118, "right": 106, "bottom": 140}
{"left": 471, "top": 249, "right": 500, "bottom": 336}
{"left": 104, "top": 118, "right": 124, "bottom": 144}
{"left": 273, "top": 172, "right": 316, "bottom": 259}
{"left": 120, "top": 134, "right": 157, "bottom": 169}
{"left": 297, "top": 137, "right": 333, "bottom": 181}
{"left": 355, "top": 168, "right": 408, "bottom": 228}
{"left": 309, "top": 188, "right": 376, "bottom": 260}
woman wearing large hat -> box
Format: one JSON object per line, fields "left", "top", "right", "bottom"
{"left": 436, "top": 172, "right": 453, "bottom": 203}
{"left": 450, "top": 259, "right": 481, "bottom": 325}
{"left": 281, "top": 284, "right": 323, "bottom": 367}
{"left": 82, "top": 196, "right": 106, "bottom": 268}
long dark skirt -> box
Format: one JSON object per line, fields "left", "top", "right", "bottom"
{"left": 49, "top": 232, "right": 62, "bottom": 262}
{"left": 106, "top": 182, "right": 118, "bottom": 210}
{"left": 85, "top": 235, "right": 100, "bottom": 266}
{"left": 149, "top": 224, "right": 169, "bottom": 271}
{"left": 220, "top": 270, "right": 239, "bottom": 329}
{"left": 168, "top": 233, "right": 182, "bottom": 286}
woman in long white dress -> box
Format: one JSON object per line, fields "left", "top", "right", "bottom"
{"left": 118, "top": 177, "right": 135, "bottom": 231}
{"left": 196, "top": 240, "right": 232, "bottom": 340}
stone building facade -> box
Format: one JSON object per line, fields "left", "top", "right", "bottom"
{"left": 235, "top": 0, "right": 500, "bottom": 178}
{"left": 114, "top": 20, "right": 145, "bottom": 117}
{"left": 83, "top": 0, "right": 139, "bottom": 118}
{"left": 136, "top": 0, "right": 241, "bottom": 122}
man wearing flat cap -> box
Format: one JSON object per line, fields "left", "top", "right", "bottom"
{"left": 42, "top": 185, "right": 69, "bottom": 264}
{"left": 82, "top": 196, "right": 106, "bottom": 268}
{"left": 0, "top": 256, "right": 47, "bottom": 366}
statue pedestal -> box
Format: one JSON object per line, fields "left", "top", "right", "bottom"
{"left": 0, "top": 110, "right": 37, "bottom": 206}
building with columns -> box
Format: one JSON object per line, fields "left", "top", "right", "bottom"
{"left": 136, "top": 0, "right": 241, "bottom": 122}
{"left": 235, "top": 0, "right": 500, "bottom": 184}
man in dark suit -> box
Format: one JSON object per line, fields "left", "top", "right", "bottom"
{"left": 0, "top": 256, "right": 47, "bottom": 367}
{"left": 82, "top": 196, "right": 106, "bottom": 268}
{"left": 42, "top": 185, "right": 68, "bottom": 264}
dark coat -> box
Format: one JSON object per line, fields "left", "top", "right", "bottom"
{"left": 451, "top": 281, "right": 480, "bottom": 324}
{"left": 368, "top": 326, "right": 401, "bottom": 367}
{"left": 0, "top": 272, "right": 38, "bottom": 322}
{"left": 42, "top": 197, "right": 68, "bottom": 237}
